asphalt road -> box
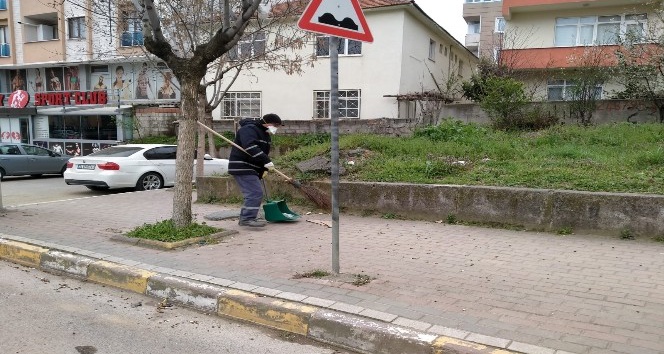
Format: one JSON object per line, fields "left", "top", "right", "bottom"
{"left": 0, "top": 175, "right": 122, "bottom": 207}
{"left": 0, "top": 262, "right": 351, "bottom": 354}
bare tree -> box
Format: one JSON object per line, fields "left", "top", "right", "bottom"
{"left": 129, "top": 0, "right": 312, "bottom": 227}
{"left": 613, "top": 8, "right": 664, "bottom": 122}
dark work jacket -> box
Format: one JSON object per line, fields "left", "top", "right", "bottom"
{"left": 228, "top": 119, "right": 272, "bottom": 178}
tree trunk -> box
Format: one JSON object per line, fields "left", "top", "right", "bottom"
{"left": 206, "top": 114, "right": 217, "bottom": 158}
{"left": 172, "top": 78, "right": 199, "bottom": 228}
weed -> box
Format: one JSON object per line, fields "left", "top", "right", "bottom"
{"left": 352, "top": 274, "right": 372, "bottom": 286}
{"left": 653, "top": 235, "right": 664, "bottom": 243}
{"left": 197, "top": 195, "right": 223, "bottom": 204}
{"left": 446, "top": 214, "right": 457, "bottom": 224}
{"left": 292, "top": 269, "right": 330, "bottom": 279}
{"left": 382, "top": 213, "right": 397, "bottom": 219}
{"left": 557, "top": 227, "right": 573, "bottom": 235}
{"left": 620, "top": 229, "right": 635, "bottom": 240}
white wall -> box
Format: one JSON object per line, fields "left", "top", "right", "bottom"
{"left": 210, "top": 9, "right": 408, "bottom": 121}
{"left": 63, "top": 0, "right": 88, "bottom": 63}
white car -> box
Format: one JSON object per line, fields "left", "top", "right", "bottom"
{"left": 64, "top": 144, "right": 228, "bottom": 191}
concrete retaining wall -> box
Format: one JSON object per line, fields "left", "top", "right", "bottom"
{"left": 197, "top": 177, "right": 664, "bottom": 238}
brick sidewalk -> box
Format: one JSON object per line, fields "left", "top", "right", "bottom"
{"left": 1, "top": 189, "right": 663, "bottom": 354}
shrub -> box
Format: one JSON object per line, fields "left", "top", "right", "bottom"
{"left": 413, "top": 119, "right": 487, "bottom": 143}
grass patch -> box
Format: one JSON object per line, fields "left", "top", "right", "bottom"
{"left": 274, "top": 122, "right": 664, "bottom": 194}
{"left": 126, "top": 219, "right": 221, "bottom": 242}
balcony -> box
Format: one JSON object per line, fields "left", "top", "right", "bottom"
{"left": 498, "top": 45, "right": 664, "bottom": 70}
{"left": 465, "top": 33, "right": 480, "bottom": 48}
{"left": 503, "top": 0, "right": 652, "bottom": 19}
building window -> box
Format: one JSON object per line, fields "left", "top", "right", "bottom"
{"left": 0, "top": 0, "right": 7, "bottom": 10}
{"left": 0, "top": 26, "right": 9, "bottom": 57}
{"left": 315, "top": 35, "right": 362, "bottom": 57}
{"left": 444, "top": 46, "right": 448, "bottom": 56}
{"left": 68, "top": 17, "right": 86, "bottom": 39}
{"left": 495, "top": 17, "right": 505, "bottom": 33}
{"left": 458, "top": 60, "right": 464, "bottom": 76}
{"left": 24, "top": 22, "right": 58, "bottom": 42}
{"left": 555, "top": 14, "right": 647, "bottom": 47}
{"left": 428, "top": 39, "right": 436, "bottom": 61}
{"left": 222, "top": 92, "right": 261, "bottom": 119}
{"left": 120, "top": 10, "right": 143, "bottom": 47}
{"left": 314, "top": 90, "right": 360, "bottom": 119}
{"left": 468, "top": 21, "right": 480, "bottom": 34}
{"left": 228, "top": 31, "right": 266, "bottom": 60}
{"left": 547, "top": 79, "right": 602, "bottom": 101}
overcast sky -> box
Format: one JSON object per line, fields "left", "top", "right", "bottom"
{"left": 415, "top": 0, "right": 467, "bottom": 44}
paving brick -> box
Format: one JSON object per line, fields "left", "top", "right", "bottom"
{"left": 3, "top": 189, "right": 664, "bottom": 354}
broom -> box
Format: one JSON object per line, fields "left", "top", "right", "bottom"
{"left": 197, "top": 121, "right": 331, "bottom": 211}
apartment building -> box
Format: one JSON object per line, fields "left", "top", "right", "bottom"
{"left": 463, "top": 0, "right": 504, "bottom": 59}
{"left": 498, "top": 0, "right": 660, "bottom": 101}
{"left": 210, "top": 0, "right": 478, "bottom": 121}
{"left": 0, "top": 0, "right": 180, "bottom": 155}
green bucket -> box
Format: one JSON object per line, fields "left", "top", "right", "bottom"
{"left": 263, "top": 199, "right": 300, "bottom": 222}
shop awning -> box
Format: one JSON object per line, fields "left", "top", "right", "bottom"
{"left": 35, "top": 105, "right": 133, "bottom": 116}
{"left": 0, "top": 108, "right": 38, "bottom": 117}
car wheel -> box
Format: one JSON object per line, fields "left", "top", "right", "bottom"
{"left": 85, "top": 186, "right": 109, "bottom": 191}
{"left": 136, "top": 172, "right": 163, "bottom": 191}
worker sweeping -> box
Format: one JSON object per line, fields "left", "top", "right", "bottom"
{"left": 228, "top": 113, "right": 282, "bottom": 227}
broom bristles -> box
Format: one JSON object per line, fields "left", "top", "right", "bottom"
{"left": 297, "top": 184, "right": 331, "bottom": 211}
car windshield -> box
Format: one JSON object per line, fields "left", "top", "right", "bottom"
{"left": 88, "top": 146, "right": 143, "bottom": 157}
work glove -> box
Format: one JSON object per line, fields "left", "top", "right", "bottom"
{"left": 264, "top": 162, "right": 275, "bottom": 171}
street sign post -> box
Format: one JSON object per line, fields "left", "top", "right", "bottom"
{"left": 298, "top": 0, "right": 373, "bottom": 275}
{"left": 297, "top": 0, "right": 373, "bottom": 42}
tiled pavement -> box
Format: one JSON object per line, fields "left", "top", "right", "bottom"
{"left": 1, "top": 189, "right": 663, "bottom": 354}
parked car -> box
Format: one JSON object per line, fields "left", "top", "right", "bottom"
{"left": 63, "top": 144, "right": 229, "bottom": 191}
{"left": 0, "top": 143, "right": 71, "bottom": 180}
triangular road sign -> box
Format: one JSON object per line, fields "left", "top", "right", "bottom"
{"left": 297, "top": 0, "right": 374, "bottom": 43}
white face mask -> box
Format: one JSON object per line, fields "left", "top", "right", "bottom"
{"left": 267, "top": 126, "right": 278, "bottom": 135}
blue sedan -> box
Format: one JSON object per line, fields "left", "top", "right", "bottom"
{"left": 0, "top": 143, "right": 71, "bottom": 180}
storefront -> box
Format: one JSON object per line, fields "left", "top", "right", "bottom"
{"left": 0, "top": 61, "right": 181, "bottom": 156}
{"left": 0, "top": 89, "right": 133, "bottom": 156}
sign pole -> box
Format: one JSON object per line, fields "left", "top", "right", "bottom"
{"left": 297, "top": 0, "right": 373, "bottom": 276}
{"left": 330, "top": 36, "right": 340, "bottom": 275}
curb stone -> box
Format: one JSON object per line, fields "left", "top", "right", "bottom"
{"left": 0, "top": 235, "right": 558, "bottom": 354}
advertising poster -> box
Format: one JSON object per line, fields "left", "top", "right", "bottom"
{"left": 47, "top": 68, "right": 64, "bottom": 91}
{"left": 82, "top": 142, "right": 101, "bottom": 156}
{"left": 111, "top": 64, "right": 133, "bottom": 101}
{"left": 9, "top": 69, "right": 27, "bottom": 91}
{"left": 65, "top": 142, "right": 82, "bottom": 156}
{"left": 49, "top": 141, "right": 64, "bottom": 155}
{"left": 33, "top": 141, "right": 48, "bottom": 148}
{"left": 156, "top": 70, "right": 179, "bottom": 100}
{"left": 134, "top": 62, "right": 155, "bottom": 100}
{"left": 64, "top": 66, "right": 81, "bottom": 91}
{"left": 27, "top": 68, "right": 46, "bottom": 94}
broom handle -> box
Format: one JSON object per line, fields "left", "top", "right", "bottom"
{"left": 197, "top": 121, "right": 294, "bottom": 181}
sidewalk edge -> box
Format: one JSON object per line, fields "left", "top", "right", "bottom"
{"left": 1, "top": 236, "right": 555, "bottom": 354}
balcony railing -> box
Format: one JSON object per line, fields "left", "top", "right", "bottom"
{"left": 465, "top": 33, "right": 480, "bottom": 48}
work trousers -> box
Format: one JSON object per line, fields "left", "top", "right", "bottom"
{"left": 233, "top": 174, "right": 263, "bottom": 221}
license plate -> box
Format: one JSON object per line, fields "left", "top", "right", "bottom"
{"left": 77, "top": 164, "right": 95, "bottom": 170}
